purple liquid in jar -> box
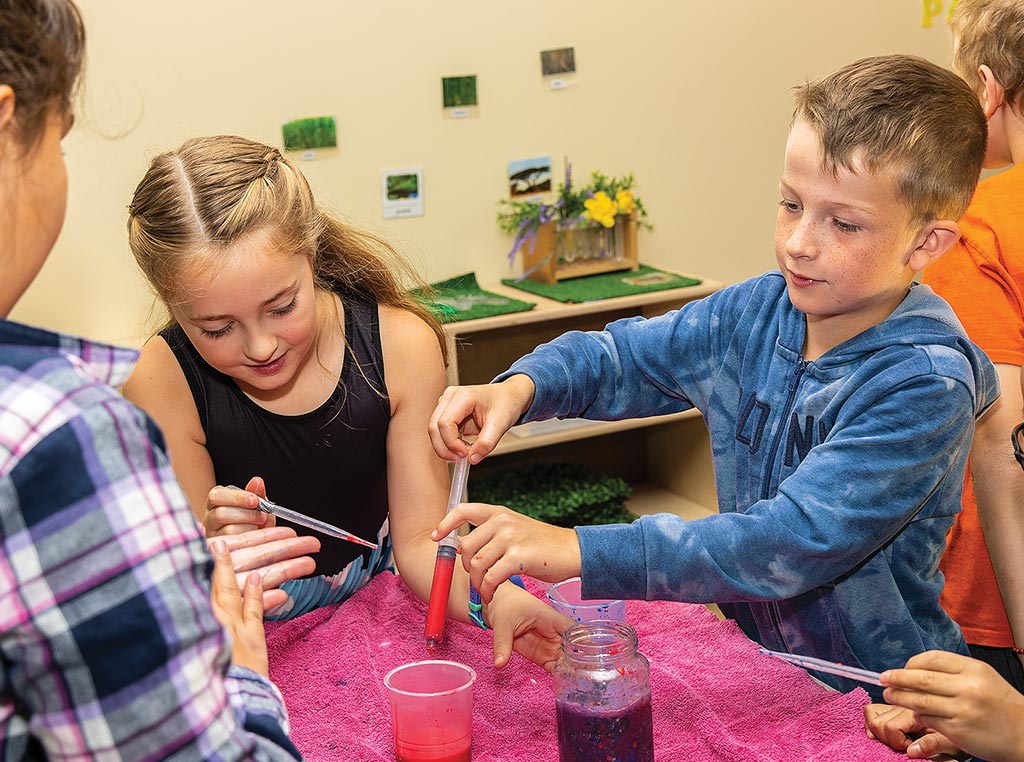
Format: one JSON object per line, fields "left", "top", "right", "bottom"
{"left": 556, "top": 695, "right": 654, "bottom": 762}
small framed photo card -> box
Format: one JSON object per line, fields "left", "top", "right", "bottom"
{"left": 540, "top": 47, "right": 576, "bottom": 90}
{"left": 282, "top": 115, "right": 337, "bottom": 159}
{"left": 441, "top": 75, "right": 478, "bottom": 118}
{"left": 508, "top": 156, "right": 552, "bottom": 199}
{"left": 381, "top": 167, "right": 424, "bottom": 219}
{"left": 540, "top": 47, "right": 573, "bottom": 80}
{"left": 541, "top": 47, "right": 576, "bottom": 76}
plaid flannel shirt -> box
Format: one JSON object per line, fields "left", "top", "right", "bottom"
{"left": 0, "top": 319, "right": 300, "bottom": 761}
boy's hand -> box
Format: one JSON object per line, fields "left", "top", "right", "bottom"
{"left": 212, "top": 526, "right": 320, "bottom": 610}
{"left": 879, "top": 650, "right": 1024, "bottom": 762}
{"left": 432, "top": 502, "right": 581, "bottom": 603}
{"left": 204, "top": 477, "right": 274, "bottom": 536}
{"left": 429, "top": 376, "right": 536, "bottom": 463}
{"left": 487, "top": 583, "right": 572, "bottom": 671}
{"left": 208, "top": 539, "right": 270, "bottom": 676}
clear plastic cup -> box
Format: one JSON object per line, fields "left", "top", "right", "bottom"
{"left": 546, "top": 577, "right": 627, "bottom": 623}
{"left": 384, "top": 660, "right": 476, "bottom": 762}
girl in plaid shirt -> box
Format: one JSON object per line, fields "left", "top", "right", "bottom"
{"left": 0, "top": 1, "right": 309, "bottom": 758}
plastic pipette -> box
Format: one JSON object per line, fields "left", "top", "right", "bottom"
{"left": 227, "top": 485, "right": 378, "bottom": 550}
{"left": 425, "top": 456, "right": 470, "bottom": 651}
{"left": 758, "top": 648, "right": 883, "bottom": 686}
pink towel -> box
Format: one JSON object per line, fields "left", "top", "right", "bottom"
{"left": 266, "top": 573, "right": 904, "bottom": 761}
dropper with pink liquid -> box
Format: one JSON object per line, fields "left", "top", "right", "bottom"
{"left": 424, "top": 456, "right": 470, "bottom": 651}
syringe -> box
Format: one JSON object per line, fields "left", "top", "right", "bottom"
{"left": 424, "top": 456, "right": 470, "bottom": 651}
{"left": 227, "top": 485, "right": 378, "bottom": 550}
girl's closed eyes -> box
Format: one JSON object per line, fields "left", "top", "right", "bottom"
{"left": 198, "top": 297, "right": 300, "bottom": 340}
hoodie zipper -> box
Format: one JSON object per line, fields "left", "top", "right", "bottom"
{"left": 758, "top": 357, "right": 806, "bottom": 653}
{"left": 760, "top": 358, "right": 807, "bottom": 501}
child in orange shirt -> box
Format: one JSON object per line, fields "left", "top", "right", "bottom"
{"left": 920, "top": 0, "right": 1024, "bottom": 692}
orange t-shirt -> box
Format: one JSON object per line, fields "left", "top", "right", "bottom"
{"left": 923, "top": 162, "right": 1024, "bottom": 647}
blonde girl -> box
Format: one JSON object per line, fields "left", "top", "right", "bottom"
{"left": 123, "top": 135, "right": 567, "bottom": 667}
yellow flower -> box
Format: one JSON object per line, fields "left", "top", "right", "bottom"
{"left": 616, "top": 189, "right": 636, "bottom": 216}
{"left": 583, "top": 191, "right": 618, "bottom": 228}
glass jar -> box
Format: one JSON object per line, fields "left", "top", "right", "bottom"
{"left": 552, "top": 620, "right": 654, "bottom": 762}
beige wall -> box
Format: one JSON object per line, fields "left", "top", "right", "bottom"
{"left": 13, "top": 0, "right": 956, "bottom": 345}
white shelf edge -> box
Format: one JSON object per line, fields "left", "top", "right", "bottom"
{"left": 491, "top": 409, "right": 702, "bottom": 456}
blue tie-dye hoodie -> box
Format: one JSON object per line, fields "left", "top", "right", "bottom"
{"left": 498, "top": 272, "right": 999, "bottom": 698}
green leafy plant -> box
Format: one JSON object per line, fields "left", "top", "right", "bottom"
{"left": 469, "top": 462, "right": 635, "bottom": 527}
{"left": 497, "top": 163, "right": 652, "bottom": 268}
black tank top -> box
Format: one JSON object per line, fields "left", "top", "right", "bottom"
{"left": 161, "top": 294, "right": 390, "bottom": 576}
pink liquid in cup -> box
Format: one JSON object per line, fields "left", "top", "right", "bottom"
{"left": 384, "top": 660, "right": 476, "bottom": 762}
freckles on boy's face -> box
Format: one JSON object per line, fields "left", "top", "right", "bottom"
{"left": 773, "top": 121, "right": 922, "bottom": 336}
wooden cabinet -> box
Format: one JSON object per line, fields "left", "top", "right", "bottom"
{"left": 442, "top": 273, "right": 724, "bottom": 521}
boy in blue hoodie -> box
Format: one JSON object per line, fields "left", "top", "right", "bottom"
{"left": 428, "top": 54, "right": 998, "bottom": 700}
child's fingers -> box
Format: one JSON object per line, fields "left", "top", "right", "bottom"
{"left": 882, "top": 667, "right": 959, "bottom": 697}
{"left": 208, "top": 540, "right": 241, "bottom": 623}
{"left": 220, "top": 525, "right": 299, "bottom": 552}
{"left": 428, "top": 388, "right": 472, "bottom": 459}
{"left": 243, "top": 475, "right": 266, "bottom": 499}
{"left": 904, "top": 730, "right": 960, "bottom": 760}
{"left": 206, "top": 507, "right": 267, "bottom": 533}
{"left": 883, "top": 686, "right": 956, "bottom": 720}
{"left": 263, "top": 589, "right": 287, "bottom": 610}
{"left": 243, "top": 571, "right": 265, "bottom": 622}
{"left": 474, "top": 553, "right": 523, "bottom": 603}
{"left": 863, "top": 703, "right": 898, "bottom": 740}
{"left": 210, "top": 540, "right": 236, "bottom": 593}
{"left": 230, "top": 534, "right": 321, "bottom": 573}
{"left": 862, "top": 703, "right": 920, "bottom": 751}
{"left": 209, "top": 484, "right": 259, "bottom": 510}
{"left": 255, "top": 556, "right": 318, "bottom": 590}
{"left": 902, "top": 649, "right": 971, "bottom": 674}
{"left": 431, "top": 504, "right": 480, "bottom": 544}
{"left": 490, "top": 618, "right": 514, "bottom": 670}
{"left": 432, "top": 502, "right": 509, "bottom": 543}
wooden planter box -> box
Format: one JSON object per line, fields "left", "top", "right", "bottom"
{"left": 521, "top": 212, "right": 639, "bottom": 284}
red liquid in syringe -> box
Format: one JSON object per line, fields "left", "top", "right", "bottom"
{"left": 424, "top": 544, "right": 457, "bottom": 650}
{"left": 425, "top": 455, "right": 470, "bottom": 652}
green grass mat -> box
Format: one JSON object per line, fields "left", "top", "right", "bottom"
{"left": 469, "top": 462, "right": 635, "bottom": 527}
{"left": 502, "top": 264, "right": 701, "bottom": 303}
{"left": 417, "top": 272, "right": 536, "bottom": 323}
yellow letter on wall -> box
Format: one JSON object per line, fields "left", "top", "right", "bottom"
{"left": 922, "top": 0, "right": 943, "bottom": 27}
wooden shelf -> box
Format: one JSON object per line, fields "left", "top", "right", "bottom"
{"left": 626, "top": 481, "right": 716, "bottom": 522}
{"left": 442, "top": 272, "right": 724, "bottom": 514}
{"left": 495, "top": 409, "right": 702, "bottom": 456}
{"left": 442, "top": 274, "right": 722, "bottom": 338}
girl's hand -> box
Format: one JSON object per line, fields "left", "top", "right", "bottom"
{"left": 204, "top": 476, "right": 274, "bottom": 536}
{"left": 879, "top": 650, "right": 1024, "bottom": 762}
{"left": 487, "top": 583, "right": 572, "bottom": 671}
{"left": 428, "top": 376, "right": 536, "bottom": 464}
{"left": 211, "top": 526, "right": 320, "bottom": 610}
{"left": 208, "top": 539, "right": 270, "bottom": 676}
{"left": 432, "top": 502, "right": 582, "bottom": 603}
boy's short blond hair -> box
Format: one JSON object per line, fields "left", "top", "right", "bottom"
{"left": 792, "top": 54, "right": 986, "bottom": 224}
{"left": 952, "top": 0, "right": 1024, "bottom": 112}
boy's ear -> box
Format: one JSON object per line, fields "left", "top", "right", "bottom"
{"left": 0, "top": 85, "right": 15, "bottom": 134}
{"left": 908, "top": 220, "right": 960, "bottom": 271}
{"left": 977, "top": 65, "right": 1006, "bottom": 119}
